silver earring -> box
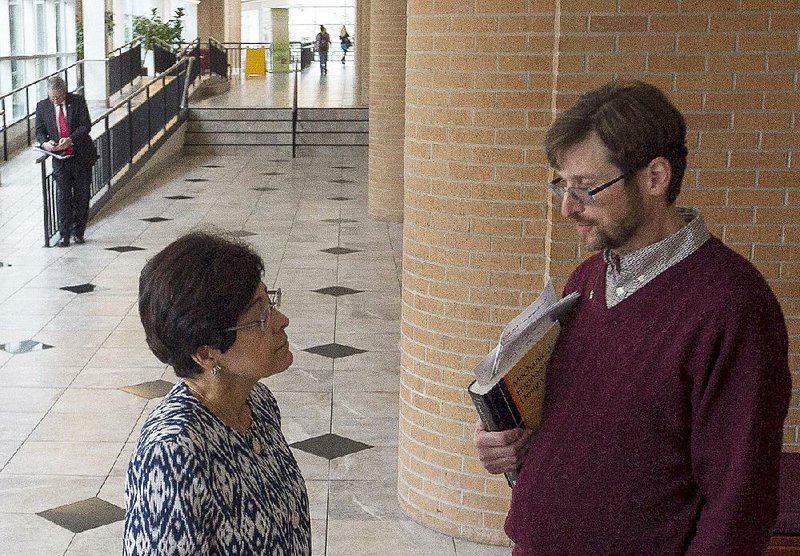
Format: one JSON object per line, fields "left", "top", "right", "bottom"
{"left": 211, "top": 364, "right": 222, "bottom": 376}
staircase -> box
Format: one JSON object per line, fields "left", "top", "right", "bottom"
{"left": 183, "top": 107, "right": 368, "bottom": 157}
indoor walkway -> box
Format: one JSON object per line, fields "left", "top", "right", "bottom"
{"left": 0, "top": 68, "right": 509, "bottom": 555}
{"left": 195, "top": 56, "right": 364, "bottom": 108}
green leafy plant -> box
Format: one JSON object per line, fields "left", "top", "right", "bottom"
{"left": 132, "top": 8, "right": 184, "bottom": 52}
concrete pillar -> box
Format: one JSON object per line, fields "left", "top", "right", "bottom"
{"left": 367, "top": 0, "right": 407, "bottom": 223}
{"left": 356, "top": 0, "right": 371, "bottom": 104}
{"left": 82, "top": 0, "right": 109, "bottom": 103}
{"left": 198, "top": 0, "right": 225, "bottom": 43}
{"left": 225, "top": 0, "right": 241, "bottom": 44}
{"left": 398, "top": 1, "right": 559, "bottom": 544}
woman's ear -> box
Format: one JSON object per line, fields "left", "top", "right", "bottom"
{"left": 191, "top": 345, "right": 218, "bottom": 373}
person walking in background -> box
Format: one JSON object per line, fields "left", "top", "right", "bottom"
{"left": 474, "top": 81, "right": 791, "bottom": 555}
{"left": 35, "top": 76, "right": 98, "bottom": 247}
{"left": 340, "top": 26, "right": 352, "bottom": 64}
{"left": 316, "top": 25, "right": 331, "bottom": 74}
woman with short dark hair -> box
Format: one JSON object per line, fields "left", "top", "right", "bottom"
{"left": 124, "top": 232, "right": 310, "bottom": 555}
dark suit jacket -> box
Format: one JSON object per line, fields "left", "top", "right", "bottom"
{"left": 35, "top": 92, "right": 98, "bottom": 168}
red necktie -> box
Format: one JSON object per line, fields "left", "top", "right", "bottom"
{"left": 57, "top": 104, "right": 74, "bottom": 155}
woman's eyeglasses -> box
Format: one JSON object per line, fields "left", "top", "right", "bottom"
{"left": 224, "top": 289, "right": 282, "bottom": 333}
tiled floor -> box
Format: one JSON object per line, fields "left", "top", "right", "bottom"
{"left": 0, "top": 65, "right": 510, "bottom": 555}
{"left": 195, "top": 57, "right": 364, "bottom": 108}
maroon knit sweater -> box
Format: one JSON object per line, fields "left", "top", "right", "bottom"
{"left": 506, "top": 237, "right": 790, "bottom": 555}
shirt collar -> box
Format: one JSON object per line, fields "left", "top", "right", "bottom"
{"left": 604, "top": 207, "right": 710, "bottom": 278}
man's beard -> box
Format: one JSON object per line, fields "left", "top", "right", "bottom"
{"left": 579, "top": 187, "right": 645, "bottom": 252}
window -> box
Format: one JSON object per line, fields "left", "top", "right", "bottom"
{"left": 9, "top": 0, "right": 25, "bottom": 55}
{"left": 36, "top": 0, "right": 48, "bottom": 53}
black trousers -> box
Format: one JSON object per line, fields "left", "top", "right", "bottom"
{"left": 53, "top": 158, "right": 92, "bottom": 239}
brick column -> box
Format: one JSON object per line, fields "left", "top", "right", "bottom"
{"left": 367, "top": 0, "right": 407, "bottom": 222}
{"left": 551, "top": 0, "right": 799, "bottom": 442}
{"left": 398, "top": 0, "right": 799, "bottom": 545}
{"left": 399, "top": 2, "right": 560, "bottom": 544}
{"left": 356, "top": 0, "right": 371, "bottom": 104}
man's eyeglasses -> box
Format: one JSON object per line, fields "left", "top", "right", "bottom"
{"left": 225, "top": 289, "right": 282, "bottom": 333}
{"left": 547, "top": 174, "right": 625, "bottom": 205}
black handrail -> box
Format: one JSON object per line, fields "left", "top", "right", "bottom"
{"left": 108, "top": 43, "right": 142, "bottom": 97}
{"left": 37, "top": 56, "right": 197, "bottom": 247}
{"left": 1, "top": 59, "right": 84, "bottom": 161}
{"left": 292, "top": 56, "right": 299, "bottom": 158}
{"left": 208, "top": 37, "right": 229, "bottom": 79}
{"left": 107, "top": 39, "right": 140, "bottom": 58}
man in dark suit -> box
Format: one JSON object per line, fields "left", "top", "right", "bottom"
{"left": 35, "top": 76, "right": 98, "bottom": 247}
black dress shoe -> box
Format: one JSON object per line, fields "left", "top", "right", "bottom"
{"left": 56, "top": 238, "right": 70, "bottom": 247}
{"left": 72, "top": 235, "right": 85, "bottom": 244}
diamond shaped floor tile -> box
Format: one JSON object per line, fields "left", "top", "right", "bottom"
{"left": 184, "top": 178, "right": 209, "bottom": 182}
{"left": 0, "top": 340, "right": 54, "bottom": 354}
{"left": 106, "top": 246, "right": 145, "bottom": 253}
{"left": 164, "top": 195, "right": 194, "bottom": 200}
{"left": 331, "top": 165, "right": 355, "bottom": 170}
{"left": 320, "top": 247, "right": 360, "bottom": 255}
{"left": 260, "top": 172, "right": 285, "bottom": 176}
{"left": 201, "top": 164, "right": 223, "bottom": 168}
{"left": 120, "top": 379, "right": 175, "bottom": 399}
{"left": 252, "top": 187, "right": 278, "bottom": 192}
{"left": 321, "top": 218, "right": 358, "bottom": 224}
{"left": 60, "top": 283, "right": 96, "bottom": 294}
{"left": 328, "top": 197, "right": 352, "bottom": 201}
{"left": 0, "top": 262, "right": 11, "bottom": 267}
{"left": 312, "top": 286, "right": 364, "bottom": 297}
{"left": 230, "top": 231, "right": 258, "bottom": 238}
{"left": 329, "top": 179, "right": 353, "bottom": 184}
{"left": 37, "top": 497, "right": 125, "bottom": 534}
{"left": 141, "top": 217, "right": 172, "bottom": 223}
{"left": 303, "top": 343, "right": 367, "bottom": 359}
{"left": 290, "top": 433, "right": 372, "bottom": 460}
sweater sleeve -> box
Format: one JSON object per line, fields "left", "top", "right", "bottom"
{"left": 686, "top": 294, "right": 790, "bottom": 555}
{"left": 124, "top": 441, "right": 212, "bottom": 556}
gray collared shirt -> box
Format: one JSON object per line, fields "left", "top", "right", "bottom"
{"left": 604, "top": 207, "right": 710, "bottom": 307}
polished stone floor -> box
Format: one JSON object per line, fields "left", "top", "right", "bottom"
{"left": 195, "top": 56, "right": 364, "bottom": 108}
{"left": 0, "top": 94, "right": 509, "bottom": 555}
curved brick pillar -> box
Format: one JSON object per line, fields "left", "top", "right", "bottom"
{"left": 398, "top": 2, "right": 559, "bottom": 544}
{"left": 367, "top": 0, "right": 407, "bottom": 222}
{"left": 356, "top": 0, "right": 371, "bottom": 104}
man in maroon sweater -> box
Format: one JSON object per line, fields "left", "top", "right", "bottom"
{"left": 475, "top": 81, "right": 791, "bottom": 555}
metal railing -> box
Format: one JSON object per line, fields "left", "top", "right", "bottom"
{"left": 292, "top": 56, "right": 299, "bottom": 158}
{"left": 208, "top": 37, "right": 229, "bottom": 79}
{"left": 213, "top": 41, "right": 312, "bottom": 76}
{"left": 37, "top": 56, "right": 198, "bottom": 247}
{"left": 1, "top": 60, "right": 85, "bottom": 161}
{"left": 108, "top": 40, "right": 142, "bottom": 96}
{"left": 153, "top": 38, "right": 178, "bottom": 75}
{"left": 107, "top": 38, "right": 139, "bottom": 59}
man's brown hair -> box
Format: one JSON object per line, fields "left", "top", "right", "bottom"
{"left": 544, "top": 81, "right": 689, "bottom": 205}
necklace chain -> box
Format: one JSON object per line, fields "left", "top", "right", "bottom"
{"left": 184, "top": 380, "right": 252, "bottom": 433}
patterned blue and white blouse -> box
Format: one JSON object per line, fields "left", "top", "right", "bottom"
{"left": 124, "top": 381, "right": 310, "bottom": 555}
